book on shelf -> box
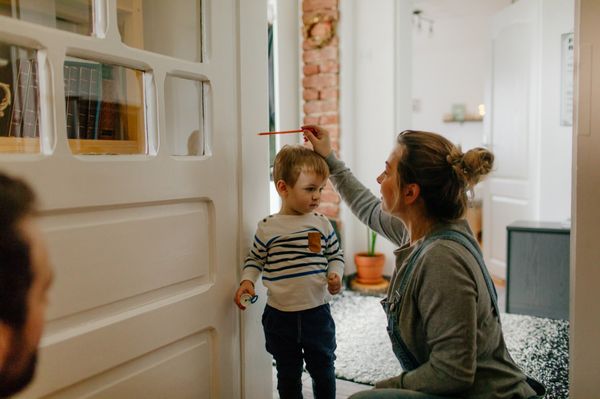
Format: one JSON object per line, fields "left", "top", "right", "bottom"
{"left": 98, "top": 65, "right": 124, "bottom": 140}
{"left": 64, "top": 63, "right": 80, "bottom": 138}
{"left": 64, "top": 61, "right": 125, "bottom": 141}
{"left": 64, "top": 61, "right": 102, "bottom": 140}
{"left": 8, "top": 58, "right": 40, "bottom": 138}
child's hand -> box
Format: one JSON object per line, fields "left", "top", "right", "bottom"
{"left": 234, "top": 280, "right": 255, "bottom": 310}
{"left": 327, "top": 273, "right": 342, "bottom": 295}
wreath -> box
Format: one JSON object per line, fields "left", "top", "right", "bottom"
{"left": 303, "top": 14, "right": 337, "bottom": 49}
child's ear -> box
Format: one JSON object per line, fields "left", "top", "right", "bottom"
{"left": 275, "top": 180, "right": 288, "bottom": 196}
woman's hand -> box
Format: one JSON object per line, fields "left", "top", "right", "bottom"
{"left": 302, "top": 125, "right": 333, "bottom": 158}
{"left": 234, "top": 280, "right": 255, "bottom": 310}
{"left": 374, "top": 374, "right": 404, "bottom": 389}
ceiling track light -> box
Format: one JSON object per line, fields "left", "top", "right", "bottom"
{"left": 412, "top": 9, "right": 434, "bottom": 37}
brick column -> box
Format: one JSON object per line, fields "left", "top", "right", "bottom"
{"left": 302, "top": 0, "right": 341, "bottom": 225}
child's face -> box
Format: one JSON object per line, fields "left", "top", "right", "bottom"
{"left": 278, "top": 170, "right": 327, "bottom": 215}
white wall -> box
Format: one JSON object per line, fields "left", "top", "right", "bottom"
{"left": 340, "top": 0, "right": 504, "bottom": 275}
{"left": 538, "top": 0, "right": 574, "bottom": 221}
{"left": 339, "top": 0, "right": 572, "bottom": 275}
{"left": 340, "top": 0, "right": 412, "bottom": 275}
{"left": 411, "top": 1, "right": 508, "bottom": 151}
{"left": 412, "top": 0, "right": 572, "bottom": 220}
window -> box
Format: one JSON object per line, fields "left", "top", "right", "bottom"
{"left": 0, "top": 0, "right": 94, "bottom": 36}
{"left": 64, "top": 57, "right": 148, "bottom": 155}
{"left": 0, "top": 1, "right": 209, "bottom": 158}
{"left": 0, "top": 43, "right": 41, "bottom": 154}
{"left": 117, "top": 0, "right": 204, "bottom": 62}
{"left": 164, "top": 76, "right": 210, "bottom": 156}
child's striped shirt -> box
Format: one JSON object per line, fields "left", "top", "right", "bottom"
{"left": 240, "top": 212, "right": 344, "bottom": 311}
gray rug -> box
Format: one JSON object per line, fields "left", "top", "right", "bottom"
{"left": 330, "top": 291, "right": 569, "bottom": 399}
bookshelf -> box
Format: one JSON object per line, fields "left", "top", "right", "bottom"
{"left": 65, "top": 59, "right": 146, "bottom": 155}
{"left": 0, "top": 56, "right": 146, "bottom": 155}
{"left": 0, "top": 46, "right": 41, "bottom": 154}
{"left": 0, "top": 3, "right": 146, "bottom": 156}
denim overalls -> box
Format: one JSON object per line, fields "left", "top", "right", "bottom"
{"left": 381, "top": 229, "right": 546, "bottom": 398}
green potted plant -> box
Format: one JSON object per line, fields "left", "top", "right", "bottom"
{"left": 354, "top": 228, "right": 386, "bottom": 284}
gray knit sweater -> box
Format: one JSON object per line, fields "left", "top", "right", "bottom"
{"left": 326, "top": 153, "right": 536, "bottom": 398}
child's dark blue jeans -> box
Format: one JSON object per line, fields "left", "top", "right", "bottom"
{"left": 262, "top": 303, "right": 337, "bottom": 399}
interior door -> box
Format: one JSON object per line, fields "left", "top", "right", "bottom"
{"left": 483, "top": 0, "right": 541, "bottom": 279}
{"left": 0, "top": 1, "right": 268, "bottom": 397}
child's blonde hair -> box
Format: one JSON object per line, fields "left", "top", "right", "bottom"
{"left": 273, "top": 145, "right": 329, "bottom": 187}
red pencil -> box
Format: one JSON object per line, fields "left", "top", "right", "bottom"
{"left": 258, "top": 129, "right": 304, "bottom": 136}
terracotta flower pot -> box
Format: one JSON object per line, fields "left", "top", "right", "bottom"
{"left": 354, "top": 252, "right": 385, "bottom": 284}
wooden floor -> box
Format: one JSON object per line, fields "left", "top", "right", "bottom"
{"left": 272, "top": 366, "right": 371, "bottom": 399}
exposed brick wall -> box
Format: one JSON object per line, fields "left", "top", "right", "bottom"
{"left": 302, "top": 0, "right": 341, "bottom": 224}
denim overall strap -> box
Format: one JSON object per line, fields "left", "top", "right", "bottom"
{"left": 383, "top": 231, "right": 450, "bottom": 371}
{"left": 384, "top": 229, "right": 546, "bottom": 397}
{"left": 384, "top": 229, "right": 498, "bottom": 372}
{"left": 429, "top": 230, "right": 500, "bottom": 318}
{"left": 435, "top": 231, "right": 547, "bottom": 398}
{"left": 382, "top": 297, "right": 421, "bottom": 371}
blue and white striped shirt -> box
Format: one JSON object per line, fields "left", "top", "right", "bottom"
{"left": 241, "top": 213, "right": 344, "bottom": 311}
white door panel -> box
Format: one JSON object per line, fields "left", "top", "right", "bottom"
{"left": 484, "top": 0, "right": 540, "bottom": 279}
{"left": 0, "top": 0, "right": 269, "bottom": 397}
{"left": 490, "top": 23, "right": 531, "bottom": 180}
{"left": 41, "top": 201, "right": 211, "bottom": 320}
{"left": 43, "top": 332, "right": 213, "bottom": 399}
{"left": 37, "top": 295, "right": 219, "bottom": 397}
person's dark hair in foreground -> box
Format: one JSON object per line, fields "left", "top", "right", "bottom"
{"left": 0, "top": 172, "right": 53, "bottom": 397}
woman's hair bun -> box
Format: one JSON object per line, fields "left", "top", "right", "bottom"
{"left": 461, "top": 147, "right": 494, "bottom": 187}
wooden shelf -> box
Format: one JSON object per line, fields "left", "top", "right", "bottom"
{"left": 0, "top": 137, "right": 40, "bottom": 153}
{"left": 443, "top": 114, "right": 484, "bottom": 123}
{"left": 69, "top": 139, "right": 141, "bottom": 155}
{"left": 0, "top": 137, "right": 142, "bottom": 155}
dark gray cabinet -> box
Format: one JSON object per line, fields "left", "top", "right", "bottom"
{"left": 506, "top": 221, "right": 570, "bottom": 320}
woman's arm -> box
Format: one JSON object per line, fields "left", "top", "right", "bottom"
{"left": 325, "top": 154, "right": 407, "bottom": 247}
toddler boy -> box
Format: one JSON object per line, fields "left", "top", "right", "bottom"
{"left": 235, "top": 145, "right": 344, "bottom": 399}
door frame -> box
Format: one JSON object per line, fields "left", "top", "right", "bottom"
{"left": 570, "top": 0, "right": 600, "bottom": 395}
{"left": 239, "top": 1, "right": 273, "bottom": 398}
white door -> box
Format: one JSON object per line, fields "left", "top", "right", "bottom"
{"left": 483, "top": 0, "right": 541, "bottom": 279}
{"left": 0, "top": 0, "right": 269, "bottom": 397}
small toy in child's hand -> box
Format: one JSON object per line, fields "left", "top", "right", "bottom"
{"left": 240, "top": 293, "right": 259, "bottom": 307}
